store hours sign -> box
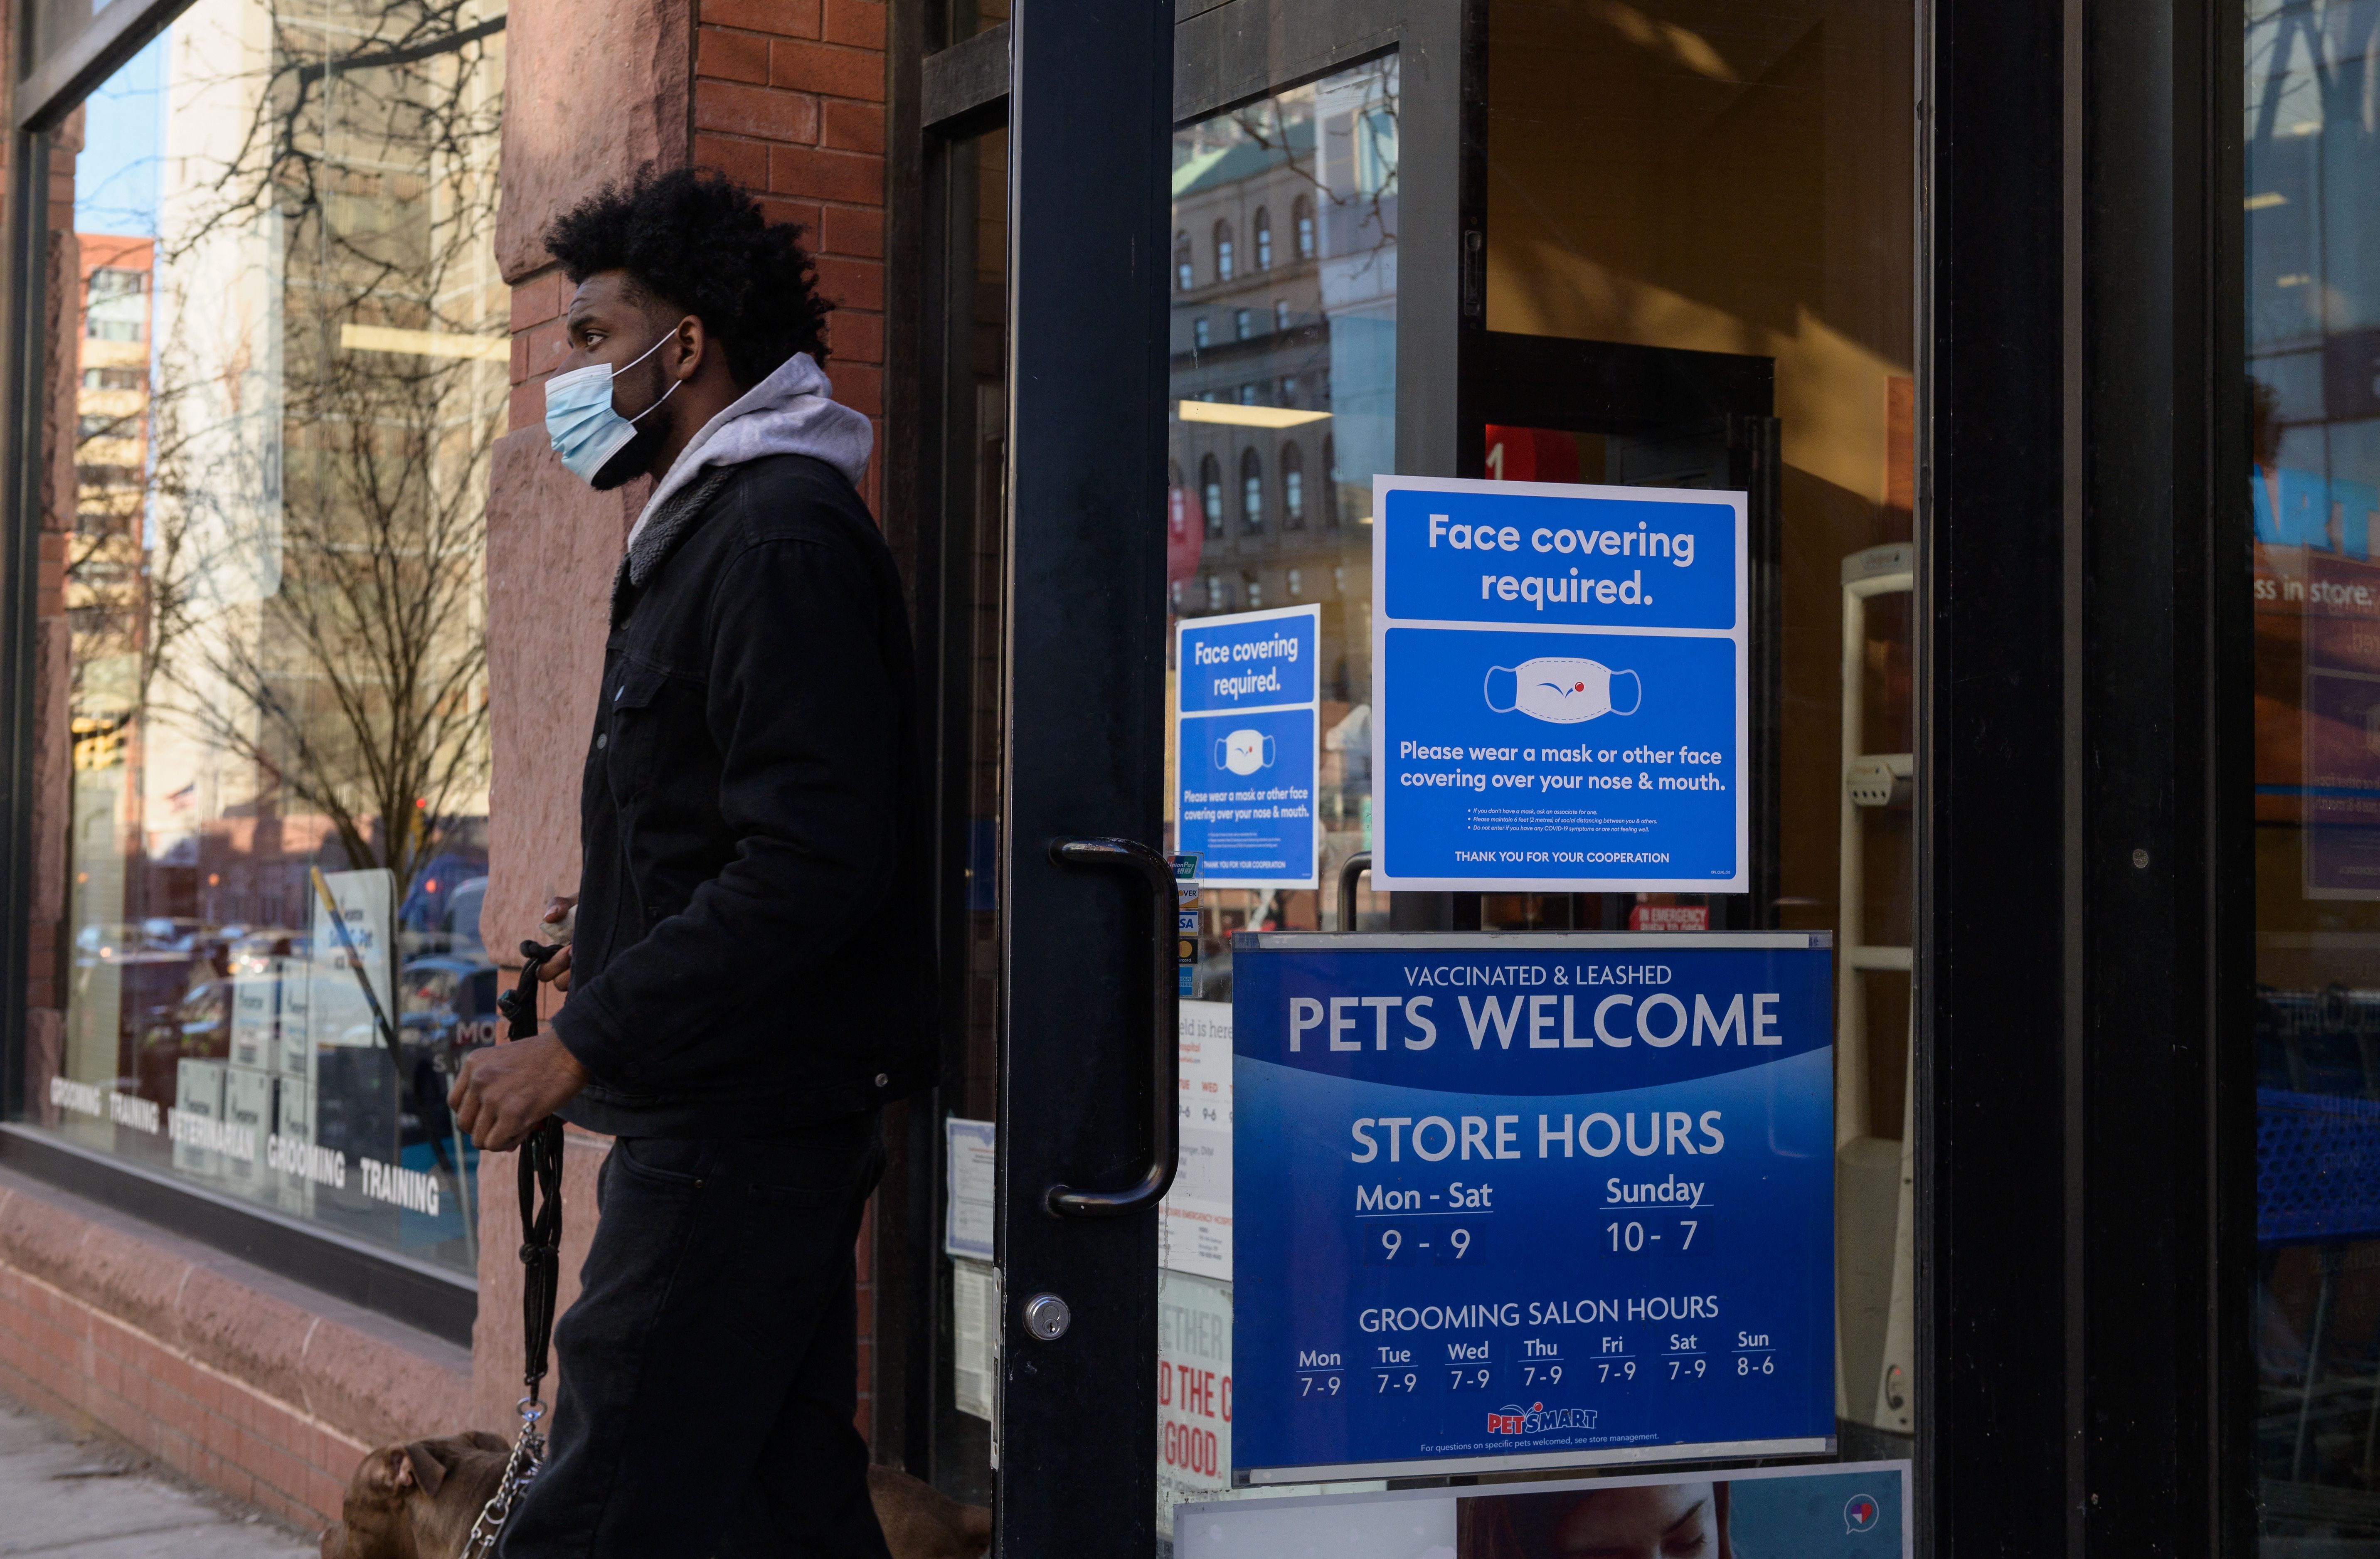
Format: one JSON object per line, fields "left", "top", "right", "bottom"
{"left": 1230, "top": 933, "right": 1834, "bottom": 1483}
{"left": 1370, "top": 475, "right": 1748, "bottom": 892}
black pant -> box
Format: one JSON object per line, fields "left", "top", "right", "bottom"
{"left": 499, "top": 1113, "right": 891, "bottom": 1559}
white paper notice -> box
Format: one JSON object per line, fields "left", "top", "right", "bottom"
{"left": 1161, "top": 1000, "right": 1234, "bottom": 1280}
{"left": 311, "top": 867, "right": 395, "bottom": 1049}
{"left": 945, "top": 1116, "right": 997, "bottom": 1260}
{"left": 1158, "top": 1268, "right": 1232, "bottom": 1540}
{"left": 952, "top": 1256, "right": 999, "bottom": 1422}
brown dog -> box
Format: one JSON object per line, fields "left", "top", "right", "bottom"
{"left": 320, "top": 1434, "right": 990, "bottom": 1559}
{"left": 319, "top": 1432, "right": 509, "bottom": 1559}
{"left": 865, "top": 1464, "right": 993, "bottom": 1558}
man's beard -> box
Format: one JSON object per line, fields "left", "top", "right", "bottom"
{"left": 589, "top": 354, "right": 673, "bottom": 489}
{"left": 589, "top": 421, "right": 664, "bottom": 490}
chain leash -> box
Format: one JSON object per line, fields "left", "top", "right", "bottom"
{"left": 456, "top": 941, "right": 569, "bottom": 1559}
{"left": 458, "top": 1399, "right": 547, "bottom": 1559}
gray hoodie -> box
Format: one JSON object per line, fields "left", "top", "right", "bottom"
{"left": 621, "top": 350, "right": 873, "bottom": 587}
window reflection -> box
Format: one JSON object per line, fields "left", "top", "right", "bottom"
{"left": 2247, "top": 0, "right": 2380, "bottom": 1543}
{"left": 1167, "top": 57, "right": 1399, "bottom": 952}
{"left": 29, "top": 1, "right": 504, "bottom": 1277}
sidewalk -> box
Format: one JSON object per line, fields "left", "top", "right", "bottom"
{"left": 0, "top": 1389, "right": 316, "bottom": 1557}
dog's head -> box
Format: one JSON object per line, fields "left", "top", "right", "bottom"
{"left": 320, "top": 1431, "right": 508, "bottom": 1559}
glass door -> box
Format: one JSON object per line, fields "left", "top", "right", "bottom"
{"left": 2243, "top": 0, "right": 2380, "bottom": 1544}
{"left": 977, "top": 1, "right": 1474, "bottom": 1550}
{"left": 977, "top": 0, "right": 1922, "bottom": 1548}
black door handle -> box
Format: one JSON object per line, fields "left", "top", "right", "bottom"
{"left": 1043, "top": 836, "right": 1180, "bottom": 1218}
{"left": 1338, "top": 850, "right": 1373, "bottom": 933}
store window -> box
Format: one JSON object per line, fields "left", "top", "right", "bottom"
{"left": 2245, "top": 0, "right": 2380, "bottom": 1544}
{"left": 20, "top": 1, "right": 505, "bottom": 1279}
{"left": 1153, "top": 0, "right": 1917, "bottom": 1533}
{"left": 1484, "top": 0, "right": 1917, "bottom": 1453}
{"left": 1160, "top": 59, "right": 1398, "bottom": 1534}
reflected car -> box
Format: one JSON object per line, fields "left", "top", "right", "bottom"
{"left": 133, "top": 975, "right": 229, "bottom": 1105}
{"left": 74, "top": 921, "right": 202, "bottom": 966}
{"left": 398, "top": 953, "right": 500, "bottom": 1160}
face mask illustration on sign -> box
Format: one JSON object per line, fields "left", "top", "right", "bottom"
{"left": 1216, "top": 729, "right": 1276, "bottom": 776}
{"left": 1484, "top": 658, "right": 1643, "bottom": 724}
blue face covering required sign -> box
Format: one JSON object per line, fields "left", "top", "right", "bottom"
{"left": 1177, "top": 604, "right": 1322, "bottom": 889}
{"left": 1371, "top": 475, "right": 1749, "bottom": 892}
{"left": 1230, "top": 932, "right": 1834, "bottom": 1483}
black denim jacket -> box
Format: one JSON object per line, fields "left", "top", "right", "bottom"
{"left": 551, "top": 452, "right": 936, "bottom": 1136}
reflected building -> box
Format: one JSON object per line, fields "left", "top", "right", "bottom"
{"left": 47, "top": 0, "right": 504, "bottom": 1274}
{"left": 1168, "top": 60, "right": 1398, "bottom": 903}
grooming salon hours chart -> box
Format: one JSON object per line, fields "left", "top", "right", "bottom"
{"left": 1231, "top": 934, "right": 1835, "bottom": 1483}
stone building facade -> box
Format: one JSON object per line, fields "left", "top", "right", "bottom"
{"left": 0, "top": 0, "right": 897, "bottom": 1527}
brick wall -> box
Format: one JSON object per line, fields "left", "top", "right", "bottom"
{"left": 692, "top": 0, "right": 891, "bottom": 1445}
{"left": 692, "top": 0, "right": 888, "bottom": 510}
{"left": 1, "top": 1263, "right": 366, "bottom": 1528}
{"left": 0, "top": 1171, "right": 472, "bottom": 1532}
{"left": 485, "top": 0, "right": 894, "bottom": 1451}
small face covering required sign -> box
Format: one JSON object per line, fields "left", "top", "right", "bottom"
{"left": 1175, "top": 604, "right": 1323, "bottom": 889}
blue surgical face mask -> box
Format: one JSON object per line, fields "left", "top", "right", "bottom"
{"left": 542, "top": 331, "right": 681, "bottom": 484}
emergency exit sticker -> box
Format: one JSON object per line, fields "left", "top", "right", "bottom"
{"left": 1370, "top": 476, "right": 1748, "bottom": 893}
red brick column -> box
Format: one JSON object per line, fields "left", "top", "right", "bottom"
{"left": 690, "top": 0, "right": 892, "bottom": 1443}
{"left": 475, "top": 0, "right": 696, "bottom": 1437}
{"left": 692, "top": 0, "right": 887, "bottom": 510}
{"left": 480, "top": 0, "right": 893, "bottom": 1449}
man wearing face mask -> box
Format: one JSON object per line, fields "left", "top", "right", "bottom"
{"left": 447, "top": 167, "right": 933, "bottom": 1559}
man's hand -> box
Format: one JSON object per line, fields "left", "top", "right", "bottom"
{"left": 450, "top": 1036, "right": 590, "bottom": 1152}
{"left": 539, "top": 895, "right": 577, "bottom": 992}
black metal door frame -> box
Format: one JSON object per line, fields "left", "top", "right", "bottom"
{"left": 990, "top": 0, "right": 1175, "bottom": 1550}
{"left": 1919, "top": 0, "right": 2254, "bottom": 1548}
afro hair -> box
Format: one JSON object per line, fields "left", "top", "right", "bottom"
{"left": 544, "top": 167, "right": 831, "bottom": 386}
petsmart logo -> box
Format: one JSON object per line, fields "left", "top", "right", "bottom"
{"left": 1486, "top": 1401, "right": 1599, "bottom": 1436}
